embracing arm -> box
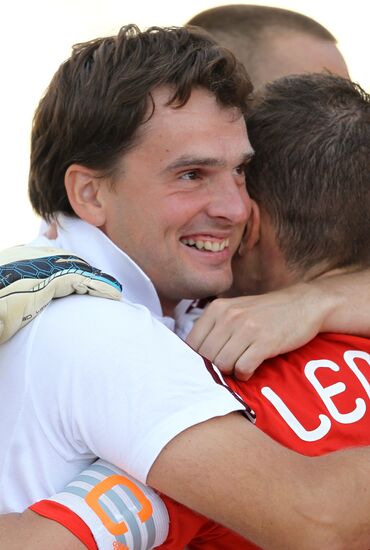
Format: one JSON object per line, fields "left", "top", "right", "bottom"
{"left": 1, "top": 257, "right": 369, "bottom": 549}
{"left": 316, "top": 269, "right": 370, "bottom": 335}
{"left": 149, "top": 412, "right": 370, "bottom": 550}
{"left": 187, "top": 269, "right": 370, "bottom": 379}
{"left": 1, "top": 415, "right": 370, "bottom": 550}
{"left": 0, "top": 510, "right": 85, "bottom": 549}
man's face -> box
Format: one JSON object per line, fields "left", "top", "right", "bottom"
{"left": 229, "top": 209, "right": 293, "bottom": 297}
{"left": 101, "top": 87, "right": 253, "bottom": 314}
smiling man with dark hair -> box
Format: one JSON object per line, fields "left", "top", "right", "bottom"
{"left": 1, "top": 24, "right": 370, "bottom": 550}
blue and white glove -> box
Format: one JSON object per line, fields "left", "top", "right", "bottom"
{"left": 0, "top": 246, "right": 122, "bottom": 343}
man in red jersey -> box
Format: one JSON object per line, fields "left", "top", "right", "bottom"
{"left": 162, "top": 72, "right": 370, "bottom": 549}
{"left": 167, "top": 72, "right": 370, "bottom": 548}
{"left": 224, "top": 72, "right": 370, "bottom": 455}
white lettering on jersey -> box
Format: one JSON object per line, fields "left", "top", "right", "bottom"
{"left": 305, "top": 359, "right": 366, "bottom": 424}
{"left": 261, "top": 386, "right": 331, "bottom": 441}
{"left": 261, "top": 349, "right": 370, "bottom": 442}
{"left": 344, "top": 350, "right": 370, "bottom": 398}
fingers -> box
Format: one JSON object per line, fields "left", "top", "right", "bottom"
{"left": 186, "top": 305, "right": 218, "bottom": 351}
{"left": 211, "top": 328, "right": 269, "bottom": 380}
{"left": 191, "top": 312, "right": 235, "bottom": 364}
{"left": 185, "top": 288, "right": 325, "bottom": 381}
{"left": 187, "top": 298, "right": 260, "bottom": 376}
{"left": 73, "top": 274, "right": 122, "bottom": 300}
{"left": 233, "top": 344, "right": 271, "bottom": 381}
{"left": 186, "top": 298, "right": 241, "bottom": 357}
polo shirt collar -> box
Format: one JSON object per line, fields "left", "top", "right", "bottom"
{"left": 43, "top": 214, "right": 166, "bottom": 321}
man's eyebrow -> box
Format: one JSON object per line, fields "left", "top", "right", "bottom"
{"left": 242, "top": 150, "right": 255, "bottom": 164}
{"left": 164, "top": 151, "right": 255, "bottom": 173}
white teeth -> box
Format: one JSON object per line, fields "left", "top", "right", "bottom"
{"left": 181, "top": 238, "right": 229, "bottom": 252}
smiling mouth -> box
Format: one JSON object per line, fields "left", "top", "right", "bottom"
{"left": 180, "top": 238, "right": 229, "bottom": 252}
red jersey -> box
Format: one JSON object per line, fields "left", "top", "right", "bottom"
{"left": 31, "top": 333, "right": 370, "bottom": 549}
{"left": 230, "top": 332, "right": 370, "bottom": 456}
{"left": 158, "top": 332, "right": 370, "bottom": 549}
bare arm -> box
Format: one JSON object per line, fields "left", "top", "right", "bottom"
{"left": 1, "top": 415, "right": 370, "bottom": 550}
{"left": 149, "top": 413, "right": 370, "bottom": 550}
{"left": 0, "top": 510, "right": 85, "bottom": 549}
{"left": 317, "top": 269, "right": 370, "bottom": 335}
{"left": 187, "top": 269, "right": 370, "bottom": 379}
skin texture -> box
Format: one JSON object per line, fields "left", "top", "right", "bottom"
{"left": 187, "top": 203, "right": 370, "bottom": 379}
{"left": 149, "top": 150, "right": 370, "bottom": 549}
{"left": 251, "top": 30, "right": 349, "bottom": 89}
{"left": 216, "top": 29, "right": 350, "bottom": 90}
{"left": 72, "top": 87, "right": 253, "bottom": 316}
{"left": 3, "top": 415, "right": 370, "bottom": 550}
{"left": 0, "top": 511, "right": 85, "bottom": 550}
{"left": 182, "top": 18, "right": 356, "bottom": 377}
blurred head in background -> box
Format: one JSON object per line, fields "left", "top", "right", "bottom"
{"left": 187, "top": 4, "right": 349, "bottom": 89}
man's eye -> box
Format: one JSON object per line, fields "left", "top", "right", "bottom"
{"left": 235, "top": 163, "right": 247, "bottom": 176}
{"left": 180, "top": 171, "right": 199, "bottom": 181}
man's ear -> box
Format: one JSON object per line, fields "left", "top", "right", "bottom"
{"left": 65, "top": 164, "right": 106, "bottom": 227}
{"left": 238, "top": 200, "right": 261, "bottom": 256}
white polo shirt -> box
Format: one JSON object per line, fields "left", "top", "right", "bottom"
{"left": 0, "top": 215, "right": 246, "bottom": 512}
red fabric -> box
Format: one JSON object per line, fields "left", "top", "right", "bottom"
{"left": 30, "top": 500, "right": 98, "bottom": 550}
{"left": 228, "top": 333, "right": 370, "bottom": 457}
{"left": 29, "top": 333, "right": 370, "bottom": 549}
{"left": 158, "top": 332, "right": 370, "bottom": 549}
{"left": 156, "top": 494, "right": 253, "bottom": 549}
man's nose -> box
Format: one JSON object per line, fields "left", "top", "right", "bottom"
{"left": 207, "top": 178, "right": 251, "bottom": 225}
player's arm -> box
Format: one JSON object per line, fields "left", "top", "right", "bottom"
{"left": 149, "top": 412, "right": 370, "bottom": 550}
{"left": 187, "top": 269, "right": 370, "bottom": 379}
{"left": 2, "top": 462, "right": 251, "bottom": 550}
{"left": 3, "top": 417, "right": 370, "bottom": 550}
{"left": 0, "top": 510, "right": 85, "bottom": 550}
{"left": 7, "top": 297, "right": 370, "bottom": 550}
{"left": 0, "top": 460, "right": 170, "bottom": 550}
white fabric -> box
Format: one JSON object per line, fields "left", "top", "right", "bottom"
{"left": 0, "top": 215, "right": 244, "bottom": 512}
{"left": 174, "top": 299, "right": 207, "bottom": 341}
{"left": 49, "top": 459, "right": 170, "bottom": 550}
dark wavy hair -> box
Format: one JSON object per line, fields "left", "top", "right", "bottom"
{"left": 29, "top": 24, "right": 253, "bottom": 219}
